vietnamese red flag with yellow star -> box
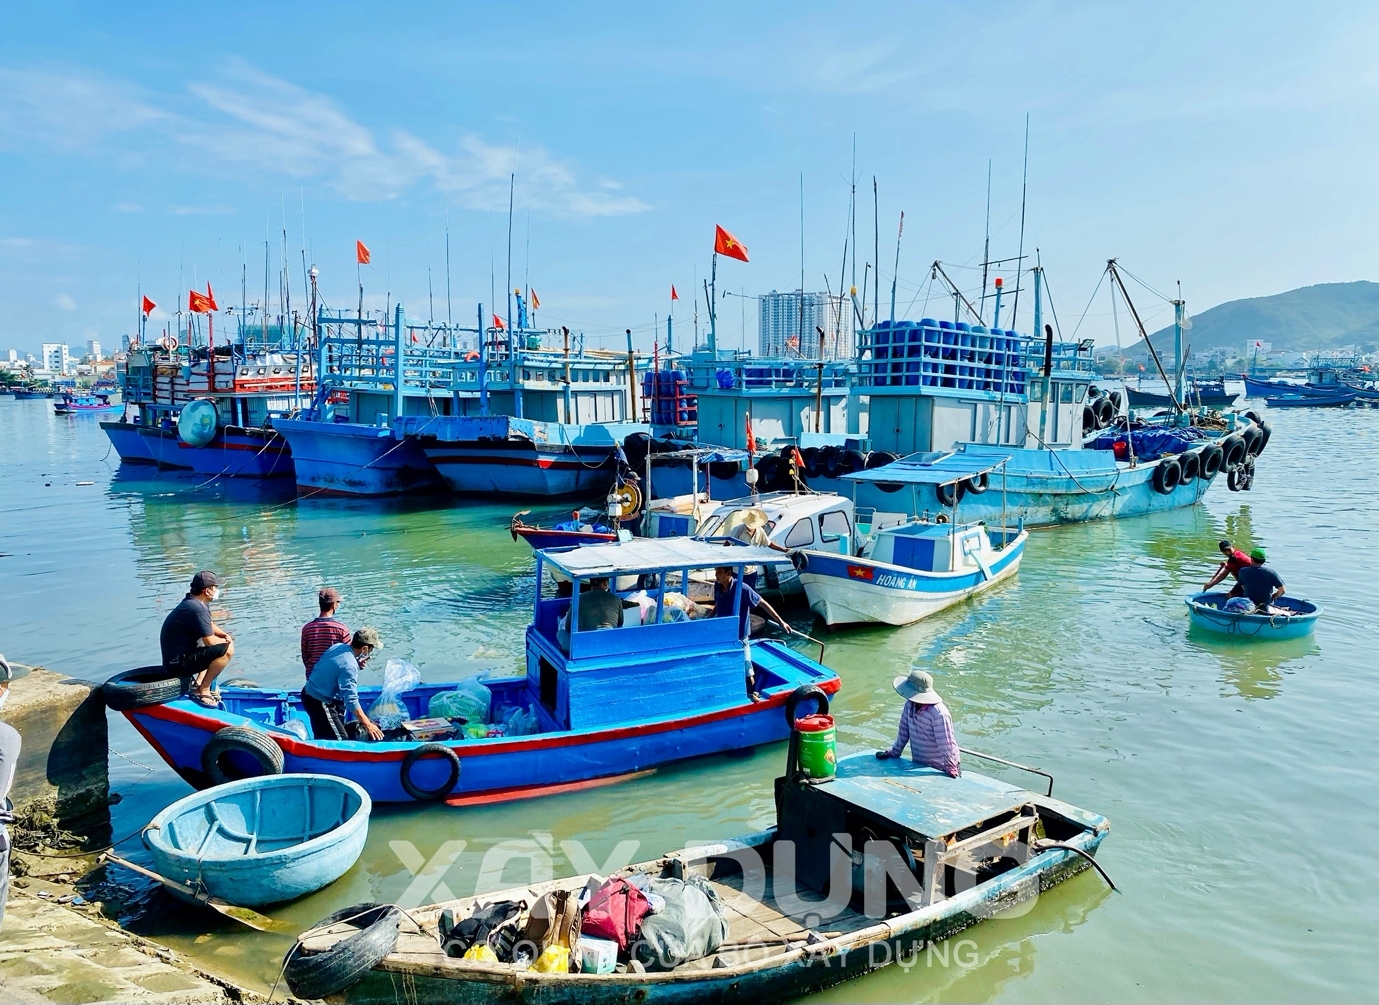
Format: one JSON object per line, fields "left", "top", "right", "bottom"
{"left": 188, "top": 284, "right": 218, "bottom": 313}
{"left": 356, "top": 240, "right": 371, "bottom": 265}
{"left": 530, "top": 289, "right": 541, "bottom": 310}
{"left": 714, "top": 225, "right": 748, "bottom": 262}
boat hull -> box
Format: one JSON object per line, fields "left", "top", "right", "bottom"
{"left": 421, "top": 442, "right": 617, "bottom": 497}
{"left": 342, "top": 821, "right": 1107, "bottom": 1004}
{"left": 1263, "top": 392, "right": 1355, "bottom": 407}
{"left": 124, "top": 649, "right": 840, "bottom": 804}
{"left": 273, "top": 418, "right": 445, "bottom": 496}
{"left": 1185, "top": 592, "right": 1320, "bottom": 640}
{"left": 101, "top": 422, "right": 294, "bottom": 477}
{"left": 1126, "top": 386, "right": 1238, "bottom": 409}
{"left": 799, "top": 534, "right": 1026, "bottom": 626}
{"left": 143, "top": 774, "right": 369, "bottom": 907}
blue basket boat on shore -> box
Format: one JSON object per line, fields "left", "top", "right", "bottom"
{"left": 142, "top": 774, "right": 370, "bottom": 907}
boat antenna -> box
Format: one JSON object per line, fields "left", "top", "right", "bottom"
{"left": 427, "top": 242, "right": 434, "bottom": 324}
{"left": 872, "top": 176, "right": 880, "bottom": 329}
{"left": 850, "top": 134, "right": 857, "bottom": 294}
{"left": 980, "top": 159, "right": 992, "bottom": 324}
{"left": 506, "top": 171, "right": 515, "bottom": 339}
{"left": 799, "top": 171, "right": 806, "bottom": 356}
{"left": 1012, "top": 114, "right": 1029, "bottom": 328}
{"left": 889, "top": 211, "right": 904, "bottom": 324}
{"left": 444, "top": 195, "right": 453, "bottom": 327}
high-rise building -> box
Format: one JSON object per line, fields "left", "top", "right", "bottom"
{"left": 41, "top": 342, "right": 70, "bottom": 375}
{"left": 758, "top": 291, "right": 851, "bottom": 359}
{"left": 86, "top": 339, "right": 102, "bottom": 361}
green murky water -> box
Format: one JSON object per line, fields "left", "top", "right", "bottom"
{"left": 1, "top": 395, "right": 1375, "bottom": 1002}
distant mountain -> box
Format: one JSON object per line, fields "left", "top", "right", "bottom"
{"left": 1138, "top": 281, "right": 1379, "bottom": 355}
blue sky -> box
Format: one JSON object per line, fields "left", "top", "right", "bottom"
{"left": 1, "top": 1, "right": 1376, "bottom": 356}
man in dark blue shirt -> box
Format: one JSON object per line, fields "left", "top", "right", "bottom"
{"left": 710, "top": 566, "right": 789, "bottom": 639}
{"left": 159, "top": 571, "right": 234, "bottom": 707}
{"left": 1235, "top": 548, "right": 1285, "bottom": 611}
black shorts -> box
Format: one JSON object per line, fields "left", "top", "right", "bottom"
{"left": 301, "top": 691, "right": 351, "bottom": 741}
{"left": 167, "top": 642, "right": 230, "bottom": 676}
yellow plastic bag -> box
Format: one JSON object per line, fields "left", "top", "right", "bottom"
{"left": 530, "top": 945, "right": 570, "bottom": 974}
{"left": 462, "top": 943, "right": 499, "bottom": 964}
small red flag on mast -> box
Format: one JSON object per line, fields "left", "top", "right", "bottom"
{"left": 141, "top": 295, "right": 156, "bottom": 316}
{"left": 530, "top": 289, "right": 541, "bottom": 310}
{"left": 670, "top": 285, "right": 679, "bottom": 301}
{"left": 356, "top": 240, "right": 371, "bottom": 265}
{"left": 493, "top": 314, "right": 506, "bottom": 330}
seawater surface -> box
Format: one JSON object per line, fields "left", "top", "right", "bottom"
{"left": 0, "top": 396, "right": 1375, "bottom": 1003}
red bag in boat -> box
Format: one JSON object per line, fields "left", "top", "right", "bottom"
{"left": 580, "top": 878, "right": 651, "bottom": 951}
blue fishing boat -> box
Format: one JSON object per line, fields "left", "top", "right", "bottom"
{"left": 1185, "top": 592, "right": 1320, "bottom": 640}
{"left": 797, "top": 456, "right": 1027, "bottom": 626}
{"left": 118, "top": 539, "right": 839, "bottom": 804}
{"left": 319, "top": 743, "right": 1110, "bottom": 1003}
{"left": 53, "top": 391, "right": 120, "bottom": 414}
{"left": 1262, "top": 390, "right": 1356, "bottom": 408}
{"left": 13, "top": 387, "right": 53, "bottom": 400}
{"left": 1125, "top": 380, "right": 1237, "bottom": 409}
{"left": 143, "top": 774, "right": 370, "bottom": 907}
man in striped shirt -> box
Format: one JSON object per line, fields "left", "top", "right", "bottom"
{"left": 876, "top": 669, "right": 961, "bottom": 777}
{"left": 301, "top": 587, "right": 351, "bottom": 678}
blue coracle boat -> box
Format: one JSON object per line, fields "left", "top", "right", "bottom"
{"left": 142, "top": 774, "right": 370, "bottom": 907}
{"left": 1185, "top": 591, "right": 1320, "bottom": 640}
{"left": 119, "top": 539, "right": 840, "bottom": 804}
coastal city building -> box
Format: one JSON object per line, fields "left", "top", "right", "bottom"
{"left": 85, "top": 340, "right": 102, "bottom": 362}
{"left": 758, "top": 290, "right": 851, "bottom": 359}
{"left": 41, "top": 342, "right": 70, "bottom": 376}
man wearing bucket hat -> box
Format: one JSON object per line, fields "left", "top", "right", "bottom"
{"left": 1235, "top": 548, "right": 1285, "bottom": 613}
{"left": 876, "top": 669, "right": 961, "bottom": 777}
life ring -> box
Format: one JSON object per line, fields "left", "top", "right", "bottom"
{"left": 965, "top": 471, "right": 989, "bottom": 494}
{"left": 1152, "top": 457, "right": 1182, "bottom": 494}
{"left": 1178, "top": 451, "right": 1200, "bottom": 485}
{"left": 936, "top": 480, "right": 965, "bottom": 507}
{"left": 1220, "top": 435, "right": 1247, "bottom": 470}
{"left": 785, "top": 684, "right": 830, "bottom": 727}
{"left": 1199, "top": 444, "right": 1224, "bottom": 480}
{"left": 201, "top": 725, "right": 285, "bottom": 786}
{"left": 283, "top": 903, "right": 403, "bottom": 1001}
{"left": 864, "top": 450, "right": 898, "bottom": 470}
{"left": 464, "top": 351, "right": 479, "bottom": 361}
{"left": 400, "top": 743, "right": 461, "bottom": 801}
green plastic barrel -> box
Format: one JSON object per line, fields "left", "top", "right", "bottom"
{"left": 795, "top": 714, "right": 836, "bottom": 779}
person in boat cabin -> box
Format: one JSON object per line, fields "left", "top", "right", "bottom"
{"left": 301, "top": 587, "right": 351, "bottom": 678}
{"left": 876, "top": 669, "right": 962, "bottom": 778}
{"left": 708, "top": 566, "right": 790, "bottom": 639}
{"left": 1234, "top": 548, "right": 1286, "bottom": 613}
{"left": 727, "top": 508, "right": 789, "bottom": 587}
{"left": 1203, "top": 540, "right": 1253, "bottom": 596}
{"left": 159, "top": 570, "right": 234, "bottom": 709}
{"left": 302, "top": 627, "right": 385, "bottom": 742}
{"left": 577, "top": 578, "right": 625, "bottom": 632}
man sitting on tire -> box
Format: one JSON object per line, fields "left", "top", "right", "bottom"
{"left": 160, "top": 571, "right": 234, "bottom": 708}
{"left": 303, "top": 628, "right": 385, "bottom": 742}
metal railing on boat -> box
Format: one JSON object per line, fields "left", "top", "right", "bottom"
{"left": 959, "top": 748, "right": 1054, "bottom": 796}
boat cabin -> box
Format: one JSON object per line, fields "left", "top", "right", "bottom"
{"left": 530, "top": 539, "right": 801, "bottom": 731}
{"left": 696, "top": 491, "right": 858, "bottom": 555}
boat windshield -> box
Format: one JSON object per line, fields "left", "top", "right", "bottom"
{"left": 698, "top": 508, "right": 766, "bottom": 539}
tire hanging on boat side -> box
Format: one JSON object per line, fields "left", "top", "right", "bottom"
{"left": 201, "top": 725, "right": 285, "bottom": 786}
{"left": 1199, "top": 444, "right": 1224, "bottom": 480}
{"left": 1178, "top": 451, "right": 1200, "bottom": 485}
{"left": 284, "top": 903, "right": 403, "bottom": 1001}
{"left": 936, "top": 480, "right": 965, "bottom": 507}
{"left": 400, "top": 743, "right": 461, "bottom": 801}
{"left": 1152, "top": 458, "right": 1182, "bottom": 494}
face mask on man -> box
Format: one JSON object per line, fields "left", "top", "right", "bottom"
{"left": 209, "top": 586, "right": 221, "bottom": 602}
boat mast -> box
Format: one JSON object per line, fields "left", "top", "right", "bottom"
{"left": 1172, "top": 288, "right": 1185, "bottom": 406}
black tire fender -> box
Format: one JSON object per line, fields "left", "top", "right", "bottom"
{"left": 1152, "top": 458, "right": 1181, "bottom": 494}
{"left": 802, "top": 447, "right": 822, "bottom": 478}
{"left": 1257, "top": 421, "right": 1272, "bottom": 453}
{"left": 822, "top": 446, "right": 842, "bottom": 478}
{"left": 841, "top": 449, "right": 866, "bottom": 474}
{"left": 284, "top": 903, "right": 403, "bottom": 1001}
{"left": 791, "top": 551, "right": 809, "bottom": 572}
{"left": 864, "top": 450, "right": 898, "bottom": 470}
{"left": 1220, "top": 435, "right": 1247, "bottom": 470}
{"left": 1083, "top": 404, "right": 1098, "bottom": 433}
{"left": 936, "top": 480, "right": 965, "bottom": 507}
{"left": 1243, "top": 425, "right": 1264, "bottom": 458}
{"left": 785, "top": 684, "right": 830, "bottom": 727}
{"left": 1178, "top": 451, "right": 1200, "bottom": 485}
{"left": 965, "top": 471, "right": 989, "bottom": 494}
{"left": 400, "top": 743, "right": 461, "bottom": 801}
{"left": 201, "top": 725, "right": 285, "bottom": 786}
{"left": 756, "top": 455, "right": 781, "bottom": 491}
{"left": 1095, "top": 396, "right": 1115, "bottom": 427}
{"left": 1200, "top": 444, "right": 1224, "bottom": 480}
{"left": 102, "top": 666, "right": 192, "bottom": 712}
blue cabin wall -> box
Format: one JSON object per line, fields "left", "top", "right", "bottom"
{"left": 694, "top": 390, "right": 850, "bottom": 449}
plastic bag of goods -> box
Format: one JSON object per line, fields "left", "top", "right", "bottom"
{"left": 368, "top": 658, "right": 422, "bottom": 730}
{"left": 427, "top": 676, "right": 491, "bottom": 724}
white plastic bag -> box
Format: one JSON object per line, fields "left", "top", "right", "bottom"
{"left": 369, "top": 658, "right": 422, "bottom": 729}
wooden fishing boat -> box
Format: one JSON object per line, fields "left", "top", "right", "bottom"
{"left": 142, "top": 774, "right": 369, "bottom": 907}
{"left": 299, "top": 745, "right": 1110, "bottom": 1003}
{"left": 797, "top": 457, "right": 1027, "bottom": 627}
{"left": 118, "top": 539, "right": 840, "bottom": 804}
{"left": 53, "top": 392, "right": 120, "bottom": 414}
{"left": 1125, "top": 382, "right": 1238, "bottom": 409}
{"left": 1185, "top": 591, "right": 1320, "bottom": 640}
{"left": 509, "top": 508, "right": 621, "bottom": 550}
{"left": 1262, "top": 390, "right": 1355, "bottom": 408}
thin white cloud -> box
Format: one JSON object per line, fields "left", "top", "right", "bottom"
{"left": 0, "top": 61, "right": 648, "bottom": 218}
{"left": 169, "top": 205, "right": 235, "bottom": 216}
{"left": 54, "top": 293, "right": 77, "bottom": 311}
{"left": 114, "top": 202, "right": 143, "bottom": 213}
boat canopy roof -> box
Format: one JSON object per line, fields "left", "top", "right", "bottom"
{"left": 649, "top": 445, "right": 749, "bottom": 464}
{"left": 843, "top": 451, "right": 1012, "bottom": 487}
{"left": 539, "top": 538, "right": 784, "bottom": 579}
{"left": 830, "top": 753, "right": 1031, "bottom": 840}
